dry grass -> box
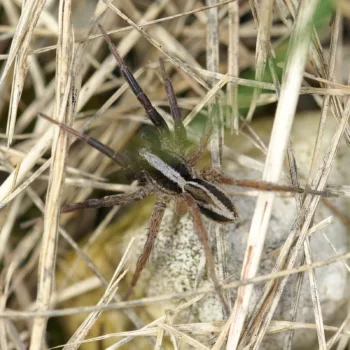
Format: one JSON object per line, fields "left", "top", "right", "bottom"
{"left": 0, "top": 0, "right": 350, "bottom": 349}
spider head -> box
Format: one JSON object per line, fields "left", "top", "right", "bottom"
{"left": 184, "top": 179, "right": 238, "bottom": 224}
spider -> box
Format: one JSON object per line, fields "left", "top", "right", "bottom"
{"left": 40, "top": 24, "right": 328, "bottom": 315}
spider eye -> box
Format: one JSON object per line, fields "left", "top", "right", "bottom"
{"left": 184, "top": 179, "right": 238, "bottom": 223}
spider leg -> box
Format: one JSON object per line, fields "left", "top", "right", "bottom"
{"left": 124, "top": 199, "right": 166, "bottom": 300}
{"left": 61, "top": 188, "right": 151, "bottom": 213}
{"left": 200, "top": 168, "right": 332, "bottom": 197}
{"left": 187, "top": 123, "right": 213, "bottom": 167}
{"left": 184, "top": 194, "right": 230, "bottom": 316}
{"left": 98, "top": 24, "right": 169, "bottom": 134}
{"left": 158, "top": 58, "right": 187, "bottom": 144}
{"left": 39, "top": 113, "right": 131, "bottom": 171}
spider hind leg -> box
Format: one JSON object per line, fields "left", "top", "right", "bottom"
{"left": 123, "top": 199, "right": 166, "bottom": 300}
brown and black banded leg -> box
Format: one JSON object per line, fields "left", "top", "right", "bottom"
{"left": 61, "top": 188, "right": 151, "bottom": 213}
{"left": 158, "top": 58, "right": 187, "bottom": 144}
{"left": 97, "top": 24, "right": 169, "bottom": 135}
{"left": 200, "top": 168, "right": 332, "bottom": 197}
{"left": 39, "top": 113, "right": 130, "bottom": 171}
{"left": 124, "top": 199, "right": 166, "bottom": 300}
{"left": 184, "top": 194, "right": 230, "bottom": 316}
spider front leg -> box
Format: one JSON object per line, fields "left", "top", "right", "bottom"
{"left": 187, "top": 123, "right": 214, "bottom": 167}
{"left": 184, "top": 194, "right": 230, "bottom": 316}
{"left": 158, "top": 58, "right": 187, "bottom": 145}
{"left": 98, "top": 24, "right": 169, "bottom": 135}
{"left": 124, "top": 199, "right": 166, "bottom": 300}
{"left": 61, "top": 188, "right": 151, "bottom": 213}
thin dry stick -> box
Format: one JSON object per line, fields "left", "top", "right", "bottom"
{"left": 283, "top": 145, "right": 326, "bottom": 349}
{"left": 282, "top": 255, "right": 305, "bottom": 350}
{"left": 2, "top": 249, "right": 350, "bottom": 320}
{"left": 307, "top": 9, "right": 340, "bottom": 189}
{"left": 157, "top": 323, "right": 210, "bottom": 350}
{"left": 289, "top": 8, "right": 341, "bottom": 350}
{"left": 60, "top": 205, "right": 122, "bottom": 288}
{"left": 108, "top": 295, "right": 205, "bottom": 349}
{"left": 240, "top": 141, "right": 303, "bottom": 348}
{"left": 44, "top": 319, "right": 350, "bottom": 349}
{"left": 326, "top": 312, "right": 350, "bottom": 349}
{"left": 285, "top": 0, "right": 350, "bottom": 144}
{"left": 101, "top": 0, "right": 210, "bottom": 90}
{"left": 280, "top": 141, "right": 306, "bottom": 350}
{"left": 63, "top": 239, "right": 134, "bottom": 350}
{"left": 194, "top": 66, "right": 276, "bottom": 90}
{"left": 196, "top": 66, "right": 350, "bottom": 93}
{"left": 206, "top": 0, "right": 221, "bottom": 168}
{"left": 38, "top": 320, "right": 350, "bottom": 349}
{"left": 0, "top": 162, "right": 22, "bottom": 350}
{"left": 29, "top": 1, "right": 72, "bottom": 348}
{"left": 0, "top": 144, "right": 105, "bottom": 181}
{"left": 184, "top": 74, "right": 230, "bottom": 126}
{"left": 250, "top": 65, "right": 350, "bottom": 350}
{"left": 206, "top": 0, "right": 228, "bottom": 318}
{"left": 0, "top": 0, "right": 45, "bottom": 84}
{"left": 6, "top": 0, "right": 236, "bottom": 58}
{"left": 290, "top": 9, "right": 342, "bottom": 350}
{"left": 223, "top": 1, "right": 320, "bottom": 348}
{"left": 154, "top": 328, "right": 164, "bottom": 350}
{"left": 246, "top": 0, "right": 274, "bottom": 121}
{"left": 4, "top": 0, "right": 47, "bottom": 147}
{"left": 304, "top": 237, "right": 327, "bottom": 349}
{"left": 164, "top": 312, "right": 179, "bottom": 350}
{"left": 227, "top": 0, "right": 239, "bottom": 132}
{"left": 0, "top": 160, "right": 51, "bottom": 209}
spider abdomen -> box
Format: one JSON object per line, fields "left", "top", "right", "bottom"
{"left": 184, "top": 179, "right": 238, "bottom": 223}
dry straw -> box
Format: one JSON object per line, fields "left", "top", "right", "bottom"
{"left": 1, "top": 0, "right": 350, "bottom": 349}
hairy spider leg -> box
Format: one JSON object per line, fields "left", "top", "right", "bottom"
{"left": 187, "top": 122, "right": 214, "bottom": 167}
{"left": 61, "top": 188, "right": 151, "bottom": 213}
{"left": 98, "top": 24, "right": 169, "bottom": 134}
{"left": 200, "top": 168, "right": 333, "bottom": 197}
{"left": 158, "top": 58, "right": 187, "bottom": 144}
{"left": 39, "top": 113, "right": 130, "bottom": 171}
{"left": 124, "top": 199, "right": 166, "bottom": 300}
{"left": 184, "top": 194, "right": 229, "bottom": 316}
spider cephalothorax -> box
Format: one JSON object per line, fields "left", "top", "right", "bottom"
{"left": 41, "top": 24, "right": 328, "bottom": 314}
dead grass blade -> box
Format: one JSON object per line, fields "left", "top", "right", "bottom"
{"left": 224, "top": 1, "right": 321, "bottom": 348}
{"left": 157, "top": 323, "right": 210, "bottom": 350}
{"left": 2, "top": 249, "right": 350, "bottom": 320}
{"left": 304, "top": 238, "right": 326, "bottom": 349}
{"left": 101, "top": 0, "right": 210, "bottom": 89}
{"left": 247, "top": 58, "right": 350, "bottom": 350}
{"left": 205, "top": 0, "right": 229, "bottom": 318}
{"left": 0, "top": 0, "right": 45, "bottom": 84}
{"left": 3, "top": 0, "right": 47, "bottom": 146}
{"left": 29, "top": 1, "right": 73, "bottom": 348}
{"left": 226, "top": 0, "right": 239, "bottom": 131}
{"left": 184, "top": 74, "right": 229, "bottom": 127}
{"left": 63, "top": 239, "right": 134, "bottom": 350}
{"left": 246, "top": 0, "right": 274, "bottom": 121}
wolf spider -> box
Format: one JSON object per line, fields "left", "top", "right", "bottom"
{"left": 40, "top": 24, "right": 328, "bottom": 315}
